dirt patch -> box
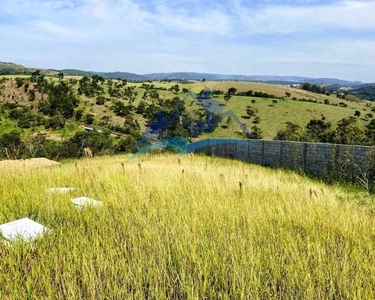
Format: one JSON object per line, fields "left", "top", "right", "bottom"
{"left": 0, "top": 158, "right": 60, "bottom": 170}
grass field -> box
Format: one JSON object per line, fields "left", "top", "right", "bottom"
{"left": 0, "top": 155, "right": 374, "bottom": 298}
{"left": 209, "top": 95, "right": 369, "bottom": 139}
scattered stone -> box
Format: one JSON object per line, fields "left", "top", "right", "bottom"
{"left": 0, "top": 218, "right": 50, "bottom": 242}
{"left": 72, "top": 197, "right": 103, "bottom": 208}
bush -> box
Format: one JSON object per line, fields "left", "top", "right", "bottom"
{"left": 75, "top": 109, "right": 84, "bottom": 121}
{"left": 46, "top": 115, "right": 65, "bottom": 130}
{"left": 96, "top": 96, "right": 105, "bottom": 105}
{"left": 0, "top": 131, "right": 25, "bottom": 159}
{"left": 116, "top": 136, "right": 137, "bottom": 153}
{"left": 84, "top": 114, "right": 95, "bottom": 125}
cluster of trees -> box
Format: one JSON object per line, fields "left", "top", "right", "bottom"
{"left": 301, "top": 83, "right": 330, "bottom": 95}
{"left": 78, "top": 75, "right": 105, "bottom": 97}
{"left": 349, "top": 85, "right": 375, "bottom": 101}
{"left": 0, "top": 130, "right": 137, "bottom": 160}
{"left": 241, "top": 105, "right": 260, "bottom": 124}
{"left": 3, "top": 104, "right": 44, "bottom": 129}
{"left": 39, "top": 81, "right": 79, "bottom": 118}
{"left": 168, "top": 84, "right": 180, "bottom": 94}
{"left": 140, "top": 83, "right": 167, "bottom": 91}
{"left": 275, "top": 118, "right": 375, "bottom": 146}
{"left": 236, "top": 90, "right": 277, "bottom": 99}
{"left": 211, "top": 87, "right": 279, "bottom": 101}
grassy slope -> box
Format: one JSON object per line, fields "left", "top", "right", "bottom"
{"left": 0, "top": 77, "right": 373, "bottom": 140}
{"left": 213, "top": 96, "right": 368, "bottom": 139}
{"left": 185, "top": 81, "right": 366, "bottom": 107}
{"left": 0, "top": 155, "right": 374, "bottom": 298}
{"left": 130, "top": 81, "right": 373, "bottom": 139}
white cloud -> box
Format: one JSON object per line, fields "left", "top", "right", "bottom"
{"left": 236, "top": 0, "right": 375, "bottom": 34}
{"left": 33, "top": 20, "right": 83, "bottom": 39}
{"left": 1, "top": 0, "right": 375, "bottom": 81}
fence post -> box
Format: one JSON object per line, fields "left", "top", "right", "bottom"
{"left": 247, "top": 140, "right": 251, "bottom": 163}
{"left": 261, "top": 140, "right": 265, "bottom": 166}
{"left": 303, "top": 143, "right": 308, "bottom": 173}
{"left": 280, "top": 141, "right": 284, "bottom": 168}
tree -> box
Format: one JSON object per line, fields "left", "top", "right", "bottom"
{"left": 252, "top": 116, "right": 260, "bottom": 124}
{"left": 364, "top": 119, "right": 375, "bottom": 145}
{"left": 285, "top": 92, "right": 291, "bottom": 98}
{"left": 75, "top": 109, "right": 84, "bottom": 121}
{"left": 0, "top": 131, "right": 25, "bottom": 159}
{"left": 116, "top": 136, "right": 136, "bottom": 152}
{"left": 302, "top": 83, "right": 311, "bottom": 91}
{"left": 58, "top": 72, "right": 64, "bottom": 80}
{"left": 224, "top": 94, "right": 232, "bottom": 102}
{"left": 303, "top": 119, "right": 334, "bottom": 143}
{"left": 29, "top": 89, "right": 36, "bottom": 102}
{"left": 228, "top": 87, "right": 237, "bottom": 95}
{"left": 354, "top": 110, "right": 361, "bottom": 117}
{"left": 96, "top": 96, "right": 105, "bottom": 105}
{"left": 250, "top": 125, "right": 262, "bottom": 139}
{"left": 64, "top": 130, "right": 113, "bottom": 158}
{"left": 246, "top": 108, "right": 255, "bottom": 118}
{"left": 335, "top": 118, "right": 363, "bottom": 145}
{"left": 24, "top": 133, "right": 46, "bottom": 158}
{"left": 46, "top": 115, "right": 65, "bottom": 129}
{"left": 275, "top": 122, "right": 302, "bottom": 141}
{"left": 15, "top": 78, "right": 24, "bottom": 88}
{"left": 84, "top": 114, "right": 95, "bottom": 125}
{"left": 42, "top": 81, "right": 79, "bottom": 118}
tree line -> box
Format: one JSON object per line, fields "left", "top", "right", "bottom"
{"left": 275, "top": 117, "right": 375, "bottom": 146}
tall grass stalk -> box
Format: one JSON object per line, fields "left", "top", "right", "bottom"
{"left": 0, "top": 155, "right": 374, "bottom": 299}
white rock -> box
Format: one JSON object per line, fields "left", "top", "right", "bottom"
{"left": 48, "top": 187, "right": 75, "bottom": 194}
{"left": 72, "top": 197, "right": 103, "bottom": 208}
{"left": 0, "top": 218, "right": 50, "bottom": 242}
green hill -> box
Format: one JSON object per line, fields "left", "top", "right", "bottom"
{"left": 0, "top": 62, "right": 58, "bottom": 76}
{"left": 0, "top": 74, "right": 374, "bottom": 161}
{"left": 348, "top": 85, "right": 375, "bottom": 101}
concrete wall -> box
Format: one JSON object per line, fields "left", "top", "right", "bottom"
{"left": 188, "top": 139, "right": 375, "bottom": 178}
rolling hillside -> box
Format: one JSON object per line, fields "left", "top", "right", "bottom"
{"left": 0, "top": 75, "right": 373, "bottom": 142}
{"left": 0, "top": 61, "right": 365, "bottom": 85}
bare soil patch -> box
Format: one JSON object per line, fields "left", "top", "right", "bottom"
{"left": 0, "top": 158, "right": 60, "bottom": 170}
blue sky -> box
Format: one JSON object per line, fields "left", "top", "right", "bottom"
{"left": 1, "top": 0, "right": 375, "bottom": 82}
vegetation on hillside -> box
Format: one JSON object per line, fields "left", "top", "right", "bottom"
{"left": 0, "top": 74, "right": 374, "bottom": 160}
{"left": 348, "top": 85, "right": 375, "bottom": 101}
{"left": 276, "top": 117, "right": 375, "bottom": 146}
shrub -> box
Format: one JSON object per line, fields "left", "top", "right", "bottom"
{"left": 84, "top": 114, "right": 95, "bottom": 125}
{"left": 46, "top": 115, "right": 65, "bottom": 130}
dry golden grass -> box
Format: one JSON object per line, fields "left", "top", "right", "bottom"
{"left": 0, "top": 158, "right": 59, "bottom": 170}
{"left": 0, "top": 154, "right": 374, "bottom": 298}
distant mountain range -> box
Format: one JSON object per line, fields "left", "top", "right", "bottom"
{"left": 143, "top": 72, "right": 365, "bottom": 86}
{"left": 0, "top": 61, "right": 368, "bottom": 86}
{"left": 60, "top": 69, "right": 147, "bottom": 81}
